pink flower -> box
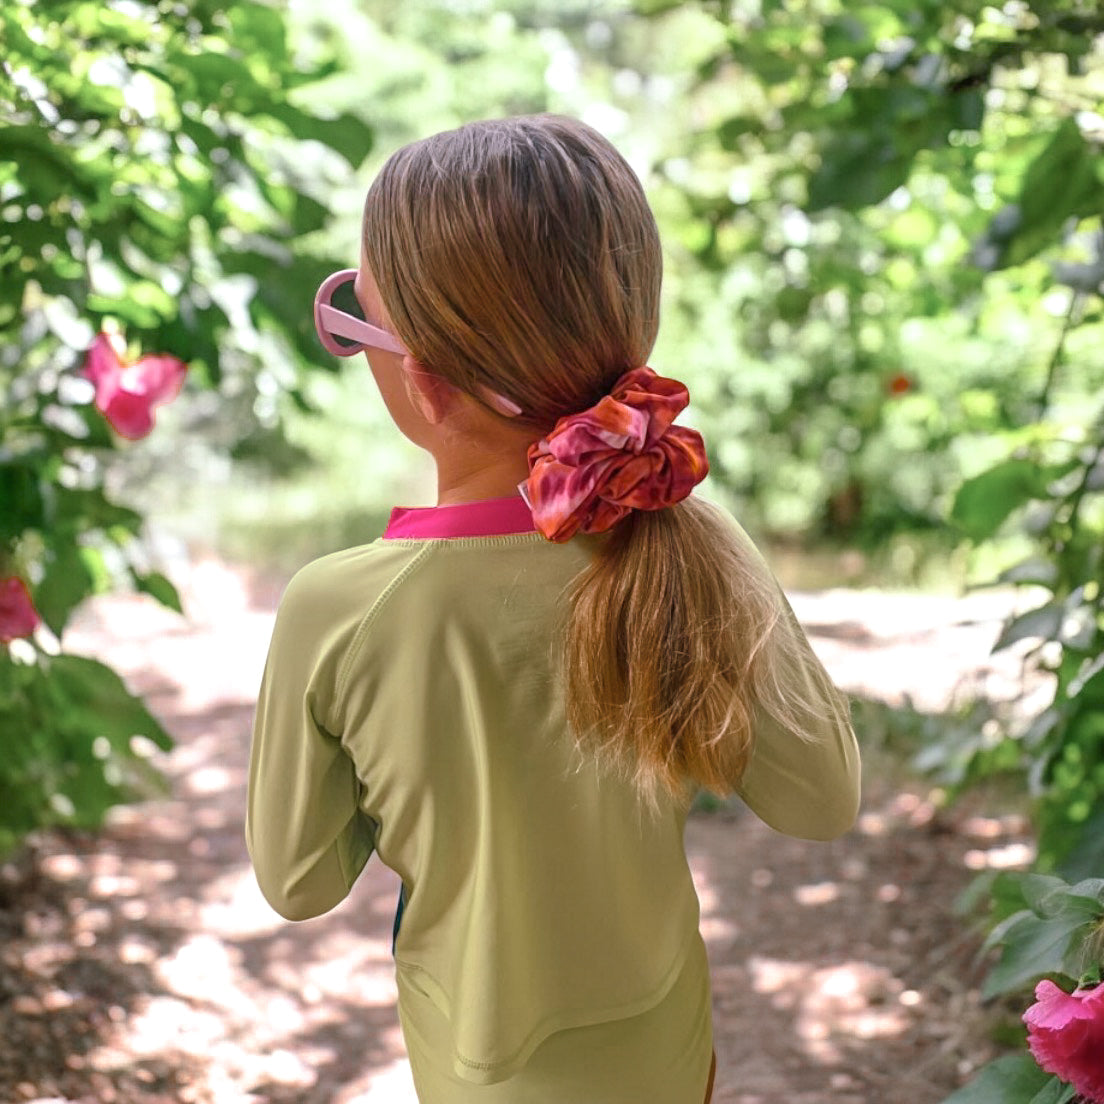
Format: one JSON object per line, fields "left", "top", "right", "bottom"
{"left": 0, "top": 577, "right": 40, "bottom": 643}
{"left": 1023, "top": 980, "right": 1104, "bottom": 1102}
{"left": 83, "top": 332, "right": 188, "bottom": 440}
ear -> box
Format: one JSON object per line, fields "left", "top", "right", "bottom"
{"left": 402, "top": 356, "right": 458, "bottom": 425}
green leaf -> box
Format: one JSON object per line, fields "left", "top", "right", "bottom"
{"left": 53, "top": 487, "right": 143, "bottom": 536}
{"left": 951, "top": 458, "right": 1079, "bottom": 541}
{"left": 1012, "top": 873, "right": 1079, "bottom": 914}
{"left": 65, "top": 2, "right": 155, "bottom": 47}
{"left": 634, "top": 0, "right": 686, "bottom": 13}
{"left": 0, "top": 460, "right": 46, "bottom": 540}
{"left": 1060, "top": 879, "right": 1104, "bottom": 910}
{"left": 292, "top": 193, "right": 330, "bottom": 235}
{"left": 807, "top": 133, "right": 913, "bottom": 212}
{"left": 994, "top": 558, "right": 1060, "bottom": 589}
{"left": 1069, "top": 652, "right": 1104, "bottom": 700}
{"left": 0, "top": 126, "right": 100, "bottom": 202}
{"left": 130, "top": 569, "right": 183, "bottom": 614}
{"left": 174, "top": 51, "right": 267, "bottom": 107}
{"left": 1060, "top": 807, "right": 1104, "bottom": 883}
{"left": 716, "top": 115, "right": 762, "bottom": 150}
{"left": 47, "top": 654, "right": 172, "bottom": 750}
{"left": 1027, "top": 1078, "right": 1076, "bottom": 1104}
{"left": 940, "top": 1057, "right": 1056, "bottom": 1104}
{"left": 226, "top": 2, "right": 288, "bottom": 57}
{"left": 983, "top": 906, "right": 1035, "bottom": 952}
{"left": 264, "top": 103, "right": 373, "bottom": 167}
{"left": 982, "top": 909, "right": 1095, "bottom": 998}
{"left": 951, "top": 88, "right": 985, "bottom": 132}
{"left": 36, "top": 540, "right": 95, "bottom": 638}
{"left": 998, "top": 119, "right": 1104, "bottom": 269}
{"left": 823, "top": 15, "right": 873, "bottom": 60}
{"left": 992, "top": 603, "right": 1064, "bottom": 653}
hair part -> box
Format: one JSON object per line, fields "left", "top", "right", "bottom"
{"left": 363, "top": 116, "right": 848, "bottom": 807}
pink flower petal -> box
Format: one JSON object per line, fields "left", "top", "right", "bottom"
{"left": 102, "top": 390, "right": 157, "bottom": 440}
{"left": 1024, "top": 980, "right": 1092, "bottom": 1030}
{"left": 129, "top": 354, "right": 187, "bottom": 405}
{"left": 0, "top": 577, "right": 40, "bottom": 643}
{"left": 81, "top": 334, "right": 188, "bottom": 440}
{"left": 1024, "top": 983, "right": 1104, "bottom": 1103}
{"left": 83, "top": 332, "right": 126, "bottom": 385}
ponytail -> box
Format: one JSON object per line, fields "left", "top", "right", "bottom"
{"left": 361, "top": 115, "right": 847, "bottom": 805}
{"left": 560, "top": 496, "right": 850, "bottom": 809}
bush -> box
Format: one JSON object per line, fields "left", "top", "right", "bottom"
{"left": 0, "top": 0, "right": 370, "bottom": 854}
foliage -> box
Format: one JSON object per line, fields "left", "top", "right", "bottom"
{"left": 914, "top": 337, "right": 1103, "bottom": 878}
{"left": 182, "top": 0, "right": 1104, "bottom": 567}
{"left": 621, "top": 2, "right": 1103, "bottom": 1097}
{"left": 947, "top": 873, "right": 1102, "bottom": 1103}
{"left": 627, "top": 0, "right": 1104, "bottom": 848}
{"left": 949, "top": 413, "right": 1104, "bottom": 877}
{"left": 0, "top": 0, "right": 371, "bottom": 853}
{"left": 625, "top": 0, "right": 1104, "bottom": 543}
{"left": 0, "top": 653, "right": 174, "bottom": 857}
{"left": 941, "top": 1055, "right": 1072, "bottom": 1104}
{"left": 980, "top": 874, "right": 1103, "bottom": 1001}
{"left": 140, "top": 0, "right": 576, "bottom": 557}
{"left": 0, "top": 12, "right": 1100, "bottom": 1089}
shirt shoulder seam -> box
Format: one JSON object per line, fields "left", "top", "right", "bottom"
{"left": 333, "top": 542, "right": 439, "bottom": 720}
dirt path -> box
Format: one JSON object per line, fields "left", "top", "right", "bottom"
{"left": 2, "top": 562, "right": 1042, "bottom": 1104}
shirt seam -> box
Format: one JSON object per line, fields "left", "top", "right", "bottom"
{"left": 333, "top": 542, "right": 438, "bottom": 716}
{"left": 380, "top": 532, "right": 547, "bottom": 549}
{"left": 394, "top": 925, "right": 698, "bottom": 1075}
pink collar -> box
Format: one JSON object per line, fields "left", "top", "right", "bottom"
{"left": 383, "top": 494, "right": 537, "bottom": 540}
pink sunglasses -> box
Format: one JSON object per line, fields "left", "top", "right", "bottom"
{"left": 313, "top": 270, "right": 524, "bottom": 418}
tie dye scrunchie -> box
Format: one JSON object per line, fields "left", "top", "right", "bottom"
{"left": 522, "top": 366, "right": 710, "bottom": 543}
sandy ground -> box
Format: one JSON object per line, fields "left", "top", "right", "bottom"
{"left": 1, "top": 560, "right": 1045, "bottom": 1104}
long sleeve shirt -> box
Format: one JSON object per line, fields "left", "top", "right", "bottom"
{"left": 246, "top": 494, "right": 860, "bottom": 1085}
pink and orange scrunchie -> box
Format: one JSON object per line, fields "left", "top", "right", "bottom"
{"left": 522, "top": 366, "right": 709, "bottom": 543}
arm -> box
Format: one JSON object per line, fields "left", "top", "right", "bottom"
{"left": 736, "top": 591, "right": 861, "bottom": 841}
{"left": 711, "top": 499, "right": 861, "bottom": 840}
{"left": 246, "top": 561, "right": 377, "bottom": 921}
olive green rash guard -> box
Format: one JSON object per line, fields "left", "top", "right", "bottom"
{"left": 246, "top": 495, "right": 861, "bottom": 1085}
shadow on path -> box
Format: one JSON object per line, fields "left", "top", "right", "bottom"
{"left": 2, "top": 562, "right": 1035, "bottom": 1103}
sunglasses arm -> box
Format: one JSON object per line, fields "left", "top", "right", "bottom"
{"left": 318, "top": 303, "right": 408, "bottom": 356}
{"left": 317, "top": 295, "right": 523, "bottom": 418}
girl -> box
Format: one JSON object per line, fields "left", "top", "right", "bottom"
{"left": 247, "top": 115, "right": 860, "bottom": 1104}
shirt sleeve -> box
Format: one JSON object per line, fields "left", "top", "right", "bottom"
{"left": 246, "top": 559, "right": 377, "bottom": 922}
{"left": 735, "top": 589, "right": 862, "bottom": 841}
{"left": 712, "top": 507, "right": 861, "bottom": 841}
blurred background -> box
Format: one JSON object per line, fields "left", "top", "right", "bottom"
{"left": 6, "top": 0, "right": 1103, "bottom": 574}
{"left": 2, "top": 1, "right": 1103, "bottom": 1102}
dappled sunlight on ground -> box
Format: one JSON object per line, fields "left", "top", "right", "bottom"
{"left": 195, "top": 864, "right": 288, "bottom": 939}
{"left": 2, "top": 564, "right": 1041, "bottom": 1102}
{"left": 746, "top": 956, "right": 912, "bottom": 1062}
{"left": 2, "top": 561, "right": 416, "bottom": 1102}
{"left": 796, "top": 586, "right": 1055, "bottom": 715}
{"left": 687, "top": 774, "right": 1034, "bottom": 1103}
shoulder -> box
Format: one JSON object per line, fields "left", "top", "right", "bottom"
{"left": 261, "top": 541, "right": 440, "bottom": 735}
{"left": 277, "top": 540, "right": 436, "bottom": 630}
{"left": 693, "top": 496, "right": 765, "bottom": 552}
{"left": 267, "top": 541, "right": 440, "bottom": 678}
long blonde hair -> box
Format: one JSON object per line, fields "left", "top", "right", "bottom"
{"left": 363, "top": 115, "right": 847, "bottom": 807}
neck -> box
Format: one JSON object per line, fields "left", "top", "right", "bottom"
{"left": 418, "top": 394, "right": 544, "bottom": 507}
{"left": 433, "top": 443, "right": 534, "bottom": 507}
